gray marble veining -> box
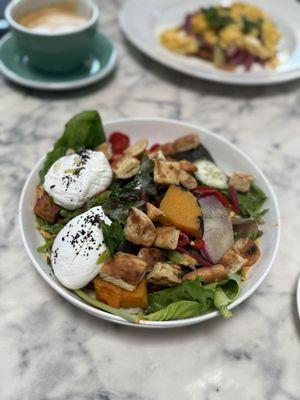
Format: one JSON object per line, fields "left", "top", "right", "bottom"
{"left": 0, "top": 1, "right": 300, "bottom": 399}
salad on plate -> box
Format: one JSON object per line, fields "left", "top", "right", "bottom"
{"left": 160, "top": 2, "right": 280, "bottom": 71}
{"left": 34, "top": 111, "right": 268, "bottom": 323}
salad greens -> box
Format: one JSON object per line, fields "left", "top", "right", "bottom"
{"left": 144, "top": 274, "right": 241, "bottom": 320}
{"left": 238, "top": 183, "right": 268, "bottom": 223}
{"left": 102, "top": 155, "right": 156, "bottom": 223}
{"left": 101, "top": 220, "right": 125, "bottom": 256}
{"left": 39, "top": 110, "right": 106, "bottom": 181}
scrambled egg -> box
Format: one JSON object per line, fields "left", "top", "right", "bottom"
{"left": 160, "top": 2, "right": 280, "bottom": 67}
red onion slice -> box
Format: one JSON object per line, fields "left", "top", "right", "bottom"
{"left": 198, "top": 195, "right": 234, "bottom": 264}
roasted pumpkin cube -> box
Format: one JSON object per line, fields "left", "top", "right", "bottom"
{"left": 159, "top": 185, "right": 201, "bottom": 237}
{"left": 93, "top": 279, "right": 148, "bottom": 309}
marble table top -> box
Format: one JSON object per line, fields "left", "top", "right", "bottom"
{"left": 0, "top": 1, "right": 300, "bottom": 399}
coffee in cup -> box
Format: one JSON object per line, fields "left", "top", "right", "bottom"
{"left": 18, "top": 3, "right": 88, "bottom": 34}
{"left": 5, "top": 0, "right": 99, "bottom": 73}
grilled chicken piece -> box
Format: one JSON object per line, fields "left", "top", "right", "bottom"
{"left": 219, "top": 249, "right": 247, "bottom": 273}
{"left": 234, "top": 238, "right": 260, "bottom": 266}
{"left": 124, "top": 207, "right": 156, "bottom": 247}
{"left": 184, "top": 264, "right": 228, "bottom": 283}
{"left": 154, "top": 227, "right": 180, "bottom": 250}
{"left": 146, "top": 202, "right": 164, "bottom": 222}
{"left": 173, "top": 134, "right": 200, "bottom": 153}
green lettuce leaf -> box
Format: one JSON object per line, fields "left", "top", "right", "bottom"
{"left": 39, "top": 110, "right": 106, "bottom": 181}
{"left": 206, "top": 273, "right": 241, "bottom": 318}
{"left": 143, "top": 300, "right": 208, "bottom": 321}
{"left": 238, "top": 183, "right": 268, "bottom": 223}
{"left": 143, "top": 274, "right": 241, "bottom": 321}
{"left": 146, "top": 277, "right": 214, "bottom": 315}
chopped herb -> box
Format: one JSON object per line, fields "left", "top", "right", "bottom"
{"left": 202, "top": 7, "right": 232, "bottom": 32}
{"left": 242, "top": 17, "right": 262, "bottom": 35}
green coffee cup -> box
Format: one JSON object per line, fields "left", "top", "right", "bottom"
{"left": 5, "top": 0, "right": 99, "bottom": 73}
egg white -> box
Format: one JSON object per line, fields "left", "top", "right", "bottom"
{"left": 51, "top": 206, "right": 111, "bottom": 290}
{"left": 44, "top": 150, "right": 112, "bottom": 210}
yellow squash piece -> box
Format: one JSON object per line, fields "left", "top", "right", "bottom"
{"left": 159, "top": 185, "right": 201, "bottom": 237}
{"left": 93, "top": 278, "right": 148, "bottom": 309}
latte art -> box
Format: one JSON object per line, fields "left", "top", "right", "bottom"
{"left": 18, "top": 4, "right": 88, "bottom": 34}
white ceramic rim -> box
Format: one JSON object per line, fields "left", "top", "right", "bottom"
{"left": 0, "top": 32, "right": 117, "bottom": 91}
{"left": 19, "top": 117, "right": 281, "bottom": 328}
{"left": 5, "top": 0, "right": 99, "bottom": 37}
{"left": 119, "top": 0, "right": 300, "bottom": 86}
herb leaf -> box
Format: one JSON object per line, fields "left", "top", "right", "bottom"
{"left": 39, "top": 111, "right": 106, "bottom": 181}
{"left": 101, "top": 220, "right": 125, "bottom": 256}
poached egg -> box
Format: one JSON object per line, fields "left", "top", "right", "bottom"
{"left": 44, "top": 149, "right": 112, "bottom": 210}
{"left": 51, "top": 206, "right": 111, "bottom": 290}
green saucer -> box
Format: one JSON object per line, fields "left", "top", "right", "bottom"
{"left": 0, "top": 31, "right": 117, "bottom": 91}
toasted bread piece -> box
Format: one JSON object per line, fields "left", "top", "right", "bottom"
{"left": 94, "top": 278, "right": 148, "bottom": 309}
{"left": 147, "top": 262, "right": 182, "bottom": 286}
{"left": 99, "top": 252, "right": 148, "bottom": 291}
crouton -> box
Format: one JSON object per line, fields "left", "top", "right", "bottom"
{"left": 179, "top": 170, "right": 197, "bottom": 190}
{"left": 95, "top": 142, "right": 112, "bottom": 160}
{"left": 229, "top": 172, "right": 254, "bottom": 193}
{"left": 99, "top": 252, "right": 148, "bottom": 291}
{"left": 154, "top": 226, "right": 180, "bottom": 250}
{"left": 124, "top": 207, "right": 156, "bottom": 246}
{"left": 147, "top": 262, "right": 182, "bottom": 286}
{"left": 234, "top": 238, "right": 260, "bottom": 266}
{"left": 173, "top": 134, "right": 200, "bottom": 153}
{"left": 34, "top": 185, "right": 61, "bottom": 223}
{"left": 124, "top": 139, "right": 148, "bottom": 158}
{"left": 154, "top": 160, "right": 180, "bottom": 185}
{"left": 94, "top": 278, "right": 148, "bottom": 309}
{"left": 137, "top": 247, "right": 166, "bottom": 271}
{"left": 184, "top": 264, "right": 228, "bottom": 283}
{"left": 112, "top": 157, "right": 140, "bottom": 179}
{"left": 219, "top": 249, "right": 247, "bottom": 273}
{"left": 146, "top": 202, "right": 164, "bottom": 222}
{"left": 179, "top": 160, "right": 198, "bottom": 173}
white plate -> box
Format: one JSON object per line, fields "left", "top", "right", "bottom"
{"left": 19, "top": 118, "right": 280, "bottom": 328}
{"left": 119, "top": 0, "right": 300, "bottom": 85}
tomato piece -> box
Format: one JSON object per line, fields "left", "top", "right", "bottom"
{"left": 149, "top": 143, "right": 160, "bottom": 152}
{"left": 109, "top": 131, "right": 129, "bottom": 154}
{"left": 193, "top": 238, "right": 205, "bottom": 251}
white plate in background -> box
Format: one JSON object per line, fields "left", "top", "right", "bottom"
{"left": 19, "top": 118, "right": 280, "bottom": 328}
{"left": 119, "top": 0, "right": 300, "bottom": 85}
